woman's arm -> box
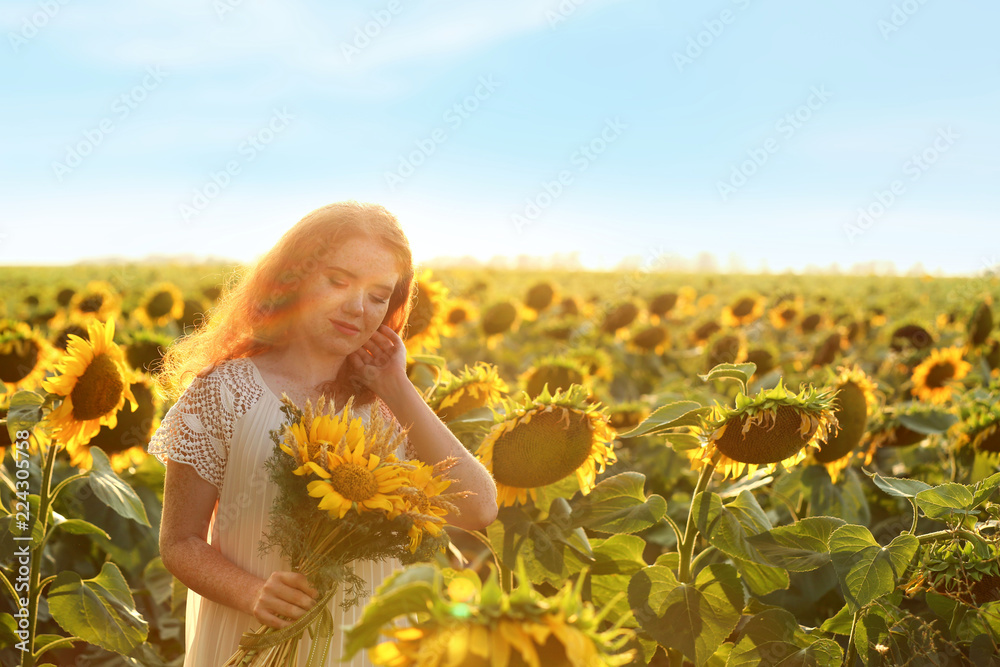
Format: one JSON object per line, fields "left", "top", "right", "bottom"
{"left": 159, "top": 459, "right": 318, "bottom": 628}
{"left": 350, "top": 326, "right": 499, "bottom": 529}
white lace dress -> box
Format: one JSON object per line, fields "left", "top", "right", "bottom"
{"left": 148, "top": 357, "right": 409, "bottom": 667}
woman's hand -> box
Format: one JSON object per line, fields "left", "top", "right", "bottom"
{"left": 348, "top": 324, "right": 408, "bottom": 397}
{"left": 250, "top": 571, "right": 319, "bottom": 629}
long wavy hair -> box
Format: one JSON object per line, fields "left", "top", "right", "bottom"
{"left": 157, "top": 201, "right": 415, "bottom": 409}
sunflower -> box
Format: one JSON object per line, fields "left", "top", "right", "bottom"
{"left": 361, "top": 566, "right": 634, "bottom": 667}
{"left": 911, "top": 346, "right": 971, "bottom": 404}
{"left": 890, "top": 323, "right": 935, "bottom": 353}
{"left": 397, "top": 458, "right": 469, "bottom": 553}
{"left": 745, "top": 347, "right": 778, "bottom": 378}
{"left": 798, "top": 312, "right": 825, "bottom": 335}
{"left": 426, "top": 362, "right": 508, "bottom": 422}
{"left": 807, "top": 366, "right": 879, "bottom": 481}
{"left": 690, "top": 319, "right": 722, "bottom": 344}
{"left": 967, "top": 299, "right": 994, "bottom": 348}
{"left": 440, "top": 298, "right": 479, "bottom": 338}
{"left": 861, "top": 403, "right": 956, "bottom": 464}
{"left": 0, "top": 323, "right": 53, "bottom": 393}
{"left": 689, "top": 380, "right": 838, "bottom": 481}
{"left": 124, "top": 329, "right": 172, "bottom": 374}
{"left": 69, "top": 280, "right": 121, "bottom": 321}
{"left": 476, "top": 384, "right": 617, "bottom": 507}
{"left": 628, "top": 324, "right": 670, "bottom": 355}
{"left": 720, "top": 293, "right": 765, "bottom": 327}
{"left": 767, "top": 297, "right": 802, "bottom": 330}
{"left": 518, "top": 356, "right": 590, "bottom": 400}
{"left": 809, "top": 330, "right": 848, "bottom": 368}
{"left": 42, "top": 317, "right": 137, "bottom": 451}
{"left": 704, "top": 332, "right": 747, "bottom": 372}
{"left": 277, "top": 394, "right": 412, "bottom": 519}
{"left": 524, "top": 281, "right": 558, "bottom": 315}
{"left": 647, "top": 291, "right": 680, "bottom": 323}
{"left": 132, "top": 281, "right": 185, "bottom": 328}
{"left": 953, "top": 402, "right": 1000, "bottom": 458}
{"left": 178, "top": 297, "right": 207, "bottom": 333}
{"left": 567, "top": 346, "right": 614, "bottom": 383}
{"left": 600, "top": 301, "right": 641, "bottom": 336}
{"left": 481, "top": 301, "right": 521, "bottom": 348}
{"left": 78, "top": 373, "right": 160, "bottom": 472}
{"left": 404, "top": 269, "right": 450, "bottom": 356}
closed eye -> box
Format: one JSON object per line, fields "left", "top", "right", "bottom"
{"left": 329, "top": 277, "right": 389, "bottom": 304}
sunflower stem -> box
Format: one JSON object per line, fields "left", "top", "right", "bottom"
{"left": 500, "top": 561, "right": 513, "bottom": 594}
{"left": 844, "top": 609, "right": 861, "bottom": 667}
{"left": 678, "top": 462, "right": 716, "bottom": 582}
{"left": 908, "top": 498, "right": 919, "bottom": 535}
{"left": 48, "top": 471, "right": 89, "bottom": 506}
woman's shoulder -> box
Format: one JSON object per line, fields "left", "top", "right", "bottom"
{"left": 176, "top": 357, "right": 266, "bottom": 413}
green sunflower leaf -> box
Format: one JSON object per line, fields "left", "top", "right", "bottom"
{"left": 692, "top": 490, "right": 772, "bottom": 563}
{"left": 829, "top": 525, "right": 918, "bottom": 612}
{"left": 571, "top": 472, "right": 667, "bottom": 534}
{"left": 864, "top": 469, "right": 932, "bottom": 498}
{"left": 915, "top": 483, "right": 976, "bottom": 523}
{"left": 46, "top": 562, "right": 148, "bottom": 656}
{"left": 746, "top": 516, "right": 845, "bottom": 572}
{"left": 728, "top": 608, "right": 843, "bottom": 667}
{"left": 88, "top": 447, "right": 150, "bottom": 527}
{"left": 628, "top": 563, "right": 744, "bottom": 666}
{"left": 616, "top": 401, "right": 707, "bottom": 439}
{"left": 698, "top": 363, "right": 757, "bottom": 392}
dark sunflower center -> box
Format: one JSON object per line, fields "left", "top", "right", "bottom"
{"left": 329, "top": 462, "right": 379, "bottom": 501}
{"left": 694, "top": 321, "right": 721, "bottom": 341}
{"left": 975, "top": 426, "right": 1000, "bottom": 454}
{"left": 800, "top": 314, "right": 821, "bottom": 332}
{"left": 145, "top": 291, "right": 175, "bottom": 319}
{"left": 526, "top": 365, "right": 583, "bottom": 399}
{"left": 526, "top": 284, "right": 555, "bottom": 311}
{"left": 491, "top": 409, "right": 594, "bottom": 488}
{"left": 649, "top": 293, "right": 678, "bottom": 316}
{"left": 406, "top": 284, "right": 435, "bottom": 337}
{"left": 0, "top": 338, "right": 40, "bottom": 383}
{"left": 70, "top": 353, "right": 125, "bottom": 421}
{"left": 714, "top": 405, "right": 817, "bottom": 464}
{"left": 815, "top": 382, "right": 868, "bottom": 463}
{"left": 483, "top": 303, "right": 517, "bottom": 335}
{"left": 447, "top": 307, "right": 468, "bottom": 325}
{"left": 87, "top": 381, "right": 155, "bottom": 454}
{"left": 780, "top": 307, "right": 797, "bottom": 321}
{"left": 78, "top": 293, "right": 105, "bottom": 313}
{"left": 731, "top": 298, "right": 755, "bottom": 318}
{"left": 125, "top": 340, "right": 165, "bottom": 374}
{"left": 54, "top": 325, "right": 89, "bottom": 351}
{"left": 633, "top": 326, "right": 667, "bottom": 350}
{"left": 602, "top": 303, "right": 639, "bottom": 333}
{"left": 924, "top": 361, "right": 955, "bottom": 389}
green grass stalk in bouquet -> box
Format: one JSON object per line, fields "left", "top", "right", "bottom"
{"left": 223, "top": 393, "right": 468, "bottom": 667}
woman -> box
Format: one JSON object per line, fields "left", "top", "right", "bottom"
{"left": 151, "top": 201, "right": 498, "bottom": 666}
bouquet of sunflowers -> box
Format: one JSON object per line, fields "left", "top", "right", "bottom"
{"left": 224, "top": 393, "right": 469, "bottom": 667}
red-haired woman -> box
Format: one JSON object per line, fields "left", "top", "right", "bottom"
{"left": 151, "top": 201, "right": 498, "bottom": 666}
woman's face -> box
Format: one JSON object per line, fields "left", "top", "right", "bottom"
{"left": 290, "top": 235, "right": 402, "bottom": 358}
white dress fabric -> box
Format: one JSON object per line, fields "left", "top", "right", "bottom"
{"left": 149, "top": 357, "right": 411, "bottom": 667}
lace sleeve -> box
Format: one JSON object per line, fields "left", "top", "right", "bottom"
{"left": 148, "top": 360, "right": 261, "bottom": 492}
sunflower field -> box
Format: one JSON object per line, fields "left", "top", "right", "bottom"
{"left": 2, "top": 264, "right": 999, "bottom": 667}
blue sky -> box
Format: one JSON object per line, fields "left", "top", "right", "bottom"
{"left": 1, "top": 0, "right": 997, "bottom": 274}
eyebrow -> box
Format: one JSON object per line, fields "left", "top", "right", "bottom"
{"left": 326, "top": 266, "right": 395, "bottom": 292}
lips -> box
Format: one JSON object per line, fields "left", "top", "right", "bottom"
{"left": 331, "top": 319, "right": 360, "bottom": 335}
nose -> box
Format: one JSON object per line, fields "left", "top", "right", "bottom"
{"left": 342, "top": 289, "right": 363, "bottom": 316}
